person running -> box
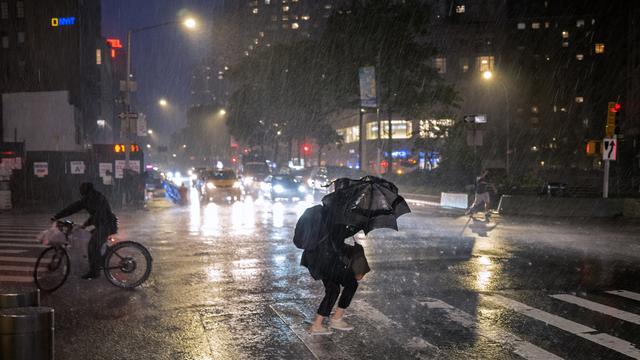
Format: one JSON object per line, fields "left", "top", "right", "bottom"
{"left": 466, "top": 170, "right": 497, "bottom": 219}
{"left": 52, "top": 182, "right": 118, "bottom": 279}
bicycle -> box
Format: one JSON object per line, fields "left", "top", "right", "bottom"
{"left": 34, "top": 220, "right": 153, "bottom": 292}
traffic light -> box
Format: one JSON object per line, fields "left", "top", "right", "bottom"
{"left": 231, "top": 156, "right": 237, "bottom": 164}
{"left": 606, "top": 102, "right": 621, "bottom": 137}
{"left": 585, "top": 140, "right": 599, "bottom": 156}
{"left": 302, "top": 144, "right": 311, "bottom": 154}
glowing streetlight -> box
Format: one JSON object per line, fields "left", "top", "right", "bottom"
{"left": 158, "top": 98, "right": 168, "bottom": 107}
{"left": 219, "top": 109, "right": 227, "bottom": 116}
{"left": 183, "top": 18, "right": 197, "bottom": 29}
{"left": 146, "top": 144, "right": 151, "bottom": 149}
{"left": 147, "top": 129, "right": 153, "bottom": 135}
{"left": 482, "top": 70, "right": 493, "bottom": 80}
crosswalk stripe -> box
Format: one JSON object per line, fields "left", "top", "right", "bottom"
{"left": 419, "top": 298, "right": 563, "bottom": 360}
{"left": 0, "top": 243, "right": 47, "bottom": 248}
{"left": 0, "top": 265, "right": 39, "bottom": 272}
{"left": 551, "top": 294, "right": 640, "bottom": 325}
{"left": 0, "top": 249, "right": 28, "bottom": 254}
{"left": 607, "top": 290, "right": 640, "bottom": 303}
{"left": 485, "top": 294, "right": 640, "bottom": 359}
{"left": 0, "top": 256, "right": 46, "bottom": 263}
{"left": 0, "top": 238, "right": 39, "bottom": 243}
{"left": 0, "top": 275, "right": 34, "bottom": 282}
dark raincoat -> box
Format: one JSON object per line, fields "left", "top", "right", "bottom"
{"left": 54, "top": 185, "right": 117, "bottom": 234}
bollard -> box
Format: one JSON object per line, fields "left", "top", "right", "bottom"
{"left": 0, "top": 307, "right": 54, "bottom": 360}
{"left": 0, "top": 286, "right": 40, "bottom": 309}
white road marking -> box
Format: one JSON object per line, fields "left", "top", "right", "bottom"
{"left": 0, "top": 249, "right": 27, "bottom": 254}
{"left": 0, "top": 264, "right": 42, "bottom": 272}
{"left": 485, "top": 294, "right": 640, "bottom": 359}
{"left": 0, "top": 243, "right": 47, "bottom": 248}
{"left": 0, "top": 238, "right": 40, "bottom": 243}
{"left": 551, "top": 294, "right": 640, "bottom": 325}
{"left": 0, "top": 275, "right": 34, "bottom": 282}
{"left": 0, "top": 256, "right": 47, "bottom": 263}
{"left": 418, "top": 298, "right": 562, "bottom": 360}
{"left": 607, "top": 290, "right": 640, "bottom": 303}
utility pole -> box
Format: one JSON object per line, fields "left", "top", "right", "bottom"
{"left": 358, "top": 109, "right": 367, "bottom": 172}
{"left": 124, "top": 30, "right": 132, "bottom": 173}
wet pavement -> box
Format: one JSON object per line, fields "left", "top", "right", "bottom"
{"left": 1, "top": 191, "right": 640, "bottom": 359}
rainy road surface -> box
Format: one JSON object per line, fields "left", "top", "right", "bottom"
{"left": 1, "top": 193, "right": 640, "bottom": 359}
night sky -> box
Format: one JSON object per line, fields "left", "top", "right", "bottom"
{"left": 101, "top": 0, "right": 216, "bottom": 144}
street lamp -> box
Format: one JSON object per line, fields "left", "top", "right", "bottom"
{"left": 123, "top": 15, "right": 198, "bottom": 175}
{"left": 482, "top": 70, "right": 510, "bottom": 178}
{"left": 147, "top": 129, "right": 153, "bottom": 135}
{"left": 219, "top": 109, "right": 226, "bottom": 116}
{"left": 158, "top": 98, "right": 168, "bottom": 107}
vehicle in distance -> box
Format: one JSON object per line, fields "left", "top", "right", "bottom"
{"left": 199, "top": 169, "right": 243, "bottom": 203}
{"left": 308, "top": 166, "right": 367, "bottom": 199}
{"left": 241, "top": 162, "right": 271, "bottom": 196}
{"left": 267, "top": 175, "right": 308, "bottom": 201}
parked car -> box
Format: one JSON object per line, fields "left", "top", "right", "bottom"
{"left": 267, "top": 175, "right": 308, "bottom": 201}
{"left": 199, "top": 169, "right": 244, "bottom": 203}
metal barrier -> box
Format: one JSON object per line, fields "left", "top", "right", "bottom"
{"left": 0, "top": 286, "right": 40, "bottom": 309}
{"left": 0, "top": 307, "right": 54, "bottom": 360}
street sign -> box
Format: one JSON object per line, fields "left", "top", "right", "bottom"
{"left": 136, "top": 114, "right": 147, "bottom": 136}
{"left": 602, "top": 138, "right": 617, "bottom": 161}
{"left": 464, "top": 114, "right": 487, "bottom": 124}
{"left": 358, "top": 66, "right": 377, "bottom": 108}
{"left": 118, "top": 112, "right": 138, "bottom": 119}
{"left": 33, "top": 162, "right": 48, "bottom": 178}
{"left": 70, "top": 161, "right": 85, "bottom": 175}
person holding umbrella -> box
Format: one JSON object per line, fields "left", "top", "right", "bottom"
{"left": 297, "top": 176, "right": 410, "bottom": 335}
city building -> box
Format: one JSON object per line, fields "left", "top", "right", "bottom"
{"left": 0, "top": 0, "right": 114, "bottom": 149}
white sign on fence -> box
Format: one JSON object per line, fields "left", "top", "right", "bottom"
{"left": 70, "top": 161, "right": 85, "bottom": 174}
{"left": 99, "top": 162, "right": 113, "bottom": 178}
{"left": 33, "top": 162, "right": 48, "bottom": 178}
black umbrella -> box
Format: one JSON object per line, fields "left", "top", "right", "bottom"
{"left": 321, "top": 176, "right": 411, "bottom": 234}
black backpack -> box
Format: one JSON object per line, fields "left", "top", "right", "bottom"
{"left": 293, "top": 205, "right": 329, "bottom": 250}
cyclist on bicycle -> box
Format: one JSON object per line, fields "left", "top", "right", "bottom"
{"left": 52, "top": 182, "right": 118, "bottom": 279}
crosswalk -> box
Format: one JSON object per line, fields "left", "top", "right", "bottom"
{"left": 0, "top": 218, "right": 49, "bottom": 284}
{"left": 273, "top": 289, "right": 640, "bottom": 359}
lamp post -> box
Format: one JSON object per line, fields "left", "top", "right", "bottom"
{"left": 123, "top": 17, "right": 197, "bottom": 175}
{"left": 482, "top": 70, "right": 510, "bottom": 178}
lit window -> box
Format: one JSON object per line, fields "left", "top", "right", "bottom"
{"left": 575, "top": 96, "right": 584, "bottom": 103}
{"left": 459, "top": 57, "right": 469, "bottom": 72}
{"left": 367, "top": 121, "right": 413, "bottom": 140}
{"left": 254, "top": 38, "right": 259, "bottom": 44}
{"left": 283, "top": 5, "right": 289, "bottom": 11}
{"left": 252, "top": 8, "right": 258, "bottom": 14}
{"left": 264, "top": 0, "right": 270, "bottom": 4}
{"left": 282, "top": 15, "right": 289, "bottom": 21}
{"left": 595, "top": 43, "right": 605, "bottom": 54}
{"left": 301, "top": 15, "right": 310, "bottom": 20}
{"left": 517, "top": 22, "right": 525, "bottom": 30}
{"left": 545, "top": 21, "right": 551, "bottom": 28}
{"left": 16, "top": 31, "right": 24, "bottom": 43}
{"left": 291, "top": 22, "right": 299, "bottom": 29}
{"left": 337, "top": 126, "right": 360, "bottom": 143}
{"left": 455, "top": 5, "right": 465, "bottom": 13}
{"left": 576, "top": 19, "right": 585, "bottom": 27}
{"left": 562, "top": 30, "right": 569, "bottom": 38}
{"left": 1, "top": 2, "right": 8, "bottom": 19}
{"left": 324, "top": 4, "right": 332, "bottom": 10}
{"left": 576, "top": 54, "right": 584, "bottom": 60}
{"left": 96, "top": 49, "right": 102, "bottom": 65}
{"left": 16, "top": 1, "right": 23, "bottom": 18}
{"left": 476, "top": 56, "right": 494, "bottom": 72}
{"left": 562, "top": 41, "right": 569, "bottom": 47}
{"left": 434, "top": 57, "right": 446, "bottom": 74}
{"left": 531, "top": 106, "right": 539, "bottom": 114}
{"left": 1, "top": 35, "right": 8, "bottom": 48}
{"left": 259, "top": 31, "right": 265, "bottom": 37}
{"left": 532, "top": 22, "right": 540, "bottom": 29}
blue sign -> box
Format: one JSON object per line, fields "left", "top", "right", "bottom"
{"left": 51, "top": 17, "right": 76, "bottom": 27}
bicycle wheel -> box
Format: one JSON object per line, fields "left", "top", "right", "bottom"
{"left": 34, "top": 247, "right": 71, "bottom": 292}
{"left": 103, "top": 241, "right": 152, "bottom": 289}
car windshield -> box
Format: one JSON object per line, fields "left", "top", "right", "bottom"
{"left": 206, "top": 170, "right": 235, "bottom": 180}
{"left": 273, "top": 176, "right": 298, "bottom": 185}
{"left": 244, "top": 163, "right": 270, "bottom": 176}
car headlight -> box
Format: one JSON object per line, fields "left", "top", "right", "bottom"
{"left": 298, "top": 185, "right": 306, "bottom": 193}
{"left": 307, "top": 178, "right": 314, "bottom": 187}
{"left": 273, "top": 184, "right": 285, "bottom": 193}
{"left": 233, "top": 181, "right": 242, "bottom": 188}
{"left": 260, "top": 182, "right": 270, "bottom": 191}
{"left": 243, "top": 177, "right": 254, "bottom": 186}
{"left": 206, "top": 182, "right": 215, "bottom": 190}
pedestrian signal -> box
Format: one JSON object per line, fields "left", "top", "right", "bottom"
{"left": 113, "top": 144, "right": 140, "bottom": 153}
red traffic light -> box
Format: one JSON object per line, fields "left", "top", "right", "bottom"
{"left": 610, "top": 103, "right": 621, "bottom": 113}
{"left": 302, "top": 144, "right": 311, "bottom": 153}
{"left": 231, "top": 157, "right": 237, "bottom": 163}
